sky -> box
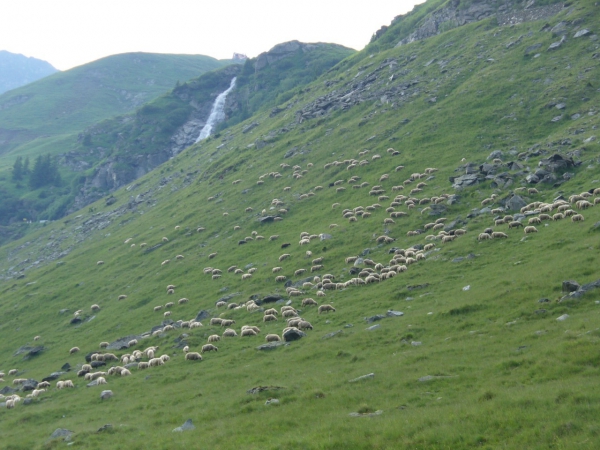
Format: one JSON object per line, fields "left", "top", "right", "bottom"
{"left": 0, "top": 0, "right": 425, "bottom": 71}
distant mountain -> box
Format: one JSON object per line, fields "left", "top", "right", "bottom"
{"left": 0, "top": 52, "right": 229, "bottom": 156}
{"left": 0, "top": 50, "right": 58, "bottom": 95}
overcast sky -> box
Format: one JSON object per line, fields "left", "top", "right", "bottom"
{"left": 0, "top": 0, "right": 424, "bottom": 70}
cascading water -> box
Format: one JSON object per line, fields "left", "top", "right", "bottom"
{"left": 195, "top": 77, "right": 237, "bottom": 142}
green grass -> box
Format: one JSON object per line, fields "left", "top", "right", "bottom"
{"left": 1, "top": 0, "right": 600, "bottom": 448}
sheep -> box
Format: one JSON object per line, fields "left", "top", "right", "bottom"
{"left": 138, "top": 362, "right": 150, "bottom": 370}
{"left": 311, "top": 264, "right": 324, "bottom": 272}
{"left": 82, "top": 364, "right": 92, "bottom": 372}
{"left": 64, "top": 380, "right": 75, "bottom": 388}
{"left": 552, "top": 213, "right": 565, "bottom": 221}
{"left": 201, "top": 344, "right": 218, "bottom": 353}
{"left": 572, "top": 214, "right": 584, "bottom": 222}
{"left": 146, "top": 349, "right": 155, "bottom": 359}
{"left": 318, "top": 304, "right": 336, "bottom": 314}
{"left": 149, "top": 358, "right": 164, "bottom": 367}
{"left": 210, "top": 318, "right": 224, "bottom": 326}
{"left": 120, "top": 369, "right": 132, "bottom": 377}
{"left": 118, "top": 295, "right": 127, "bottom": 300}
{"left": 492, "top": 232, "right": 508, "bottom": 239}
{"left": 317, "top": 290, "right": 326, "bottom": 297}
{"left": 164, "top": 311, "right": 171, "bottom": 318}
{"left": 524, "top": 226, "right": 538, "bottom": 234}
{"left": 8, "top": 369, "right": 18, "bottom": 376}
{"left": 298, "top": 320, "right": 313, "bottom": 331}
{"left": 34, "top": 335, "right": 41, "bottom": 341}
{"left": 265, "top": 334, "right": 281, "bottom": 342}
{"left": 478, "top": 233, "right": 492, "bottom": 241}
{"left": 279, "top": 254, "right": 291, "bottom": 262}
{"left": 209, "top": 252, "right": 218, "bottom": 259}
{"left": 208, "top": 335, "right": 221, "bottom": 343}
{"left": 153, "top": 305, "right": 163, "bottom": 312}
{"left": 263, "top": 314, "right": 278, "bottom": 322}
{"left": 275, "top": 275, "right": 287, "bottom": 282}
{"left": 178, "top": 297, "right": 189, "bottom": 305}
{"left": 301, "top": 298, "right": 318, "bottom": 307}
{"left": 221, "top": 319, "right": 236, "bottom": 327}
{"left": 69, "top": 347, "right": 80, "bottom": 355}
{"left": 30, "top": 388, "right": 46, "bottom": 398}
{"left": 37, "top": 381, "right": 51, "bottom": 389}
{"left": 185, "top": 352, "right": 203, "bottom": 361}
{"left": 97, "top": 261, "right": 104, "bottom": 265}
{"left": 528, "top": 217, "right": 541, "bottom": 225}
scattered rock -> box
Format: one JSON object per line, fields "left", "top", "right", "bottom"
{"left": 264, "top": 398, "right": 280, "bottom": 406}
{"left": 418, "top": 375, "right": 457, "bottom": 382}
{"left": 259, "top": 216, "right": 279, "bottom": 223}
{"left": 0, "top": 386, "right": 19, "bottom": 395}
{"left": 365, "top": 314, "right": 386, "bottom": 323}
{"left": 50, "top": 429, "right": 74, "bottom": 441}
{"left": 21, "top": 379, "right": 40, "bottom": 391}
{"left": 411, "top": 341, "right": 422, "bottom": 346}
{"left": 556, "top": 314, "right": 569, "bottom": 321}
{"left": 366, "top": 324, "right": 381, "bottom": 331}
{"left": 386, "top": 310, "right": 404, "bottom": 317}
{"left": 349, "top": 410, "right": 383, "bottom": 417}
{"left": 42, "top": 372, "right": 65, "bottom": 382}
{"left": 256, "top": 342, "right": 289, "bottom": 350}
{"left": 195, "top": 310, "right": 210, "bottom": 321}
{"left": 283, "top": 328, "right": 306, "bottom": 342}
{"left": 322, "top": 330, "right": 343, "bottom": 339}
{"left": 548, "top": 36, "right": 566, "bottom": 50}
{"left": 260, "top": 294, "right": 284, "bottom": 304}
{"left": 247, "top": 385, "right": 285, "bottom": 395}
{"left": 173, "top": 419, "right": 195, "bottom": 432}
{"left": 100, "top": 390, "right": 113, "bottom": 400}
{"left": 562, "top": 280, "right": 581, "bottom": 292}
{"left": 574, "top": 29, "right": 590, "bottom": 38}
{"left": 97, "top": 424, "right": 113, "bottom": 433}
{"left": 349, "top": 373, "right": 375, "bottom": 383}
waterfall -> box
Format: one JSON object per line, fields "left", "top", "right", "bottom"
{"left": 195, "top": 77, "right": 237, "bottom": 143}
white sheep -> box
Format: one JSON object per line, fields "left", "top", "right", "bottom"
{"left": 69, "top": 347, "right": 80, "bottom": 355}
{"left": 208, "top": 335, "right": 221, "bottom": 343}
{"left": 185, "top": 352, "right": 203, "bottom": 361}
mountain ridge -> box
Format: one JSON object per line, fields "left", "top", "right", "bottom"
{"left": 0, "top": 50, "right": 58, "bottom": 95}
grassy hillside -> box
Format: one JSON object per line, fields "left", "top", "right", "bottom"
{"left": 1, "top": 0, "right": 600, "bottom": 448}
{"left": 0, "top": 52, "right": 227, "bottom": 156}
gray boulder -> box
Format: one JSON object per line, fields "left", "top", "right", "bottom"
{"left": 100, "top": 390, "right": 113, "bottom": 400}
{"left": 283, "top": 328, "right": 306, "bottom": 342}
{"left": 256, "top": 342, "right": 289, "bottom": 350}
{"left": 50, "top": 429, "right": 74, "bottom": 441}
{"left": 562, "top": 280, "right": 580, "bottom": 292}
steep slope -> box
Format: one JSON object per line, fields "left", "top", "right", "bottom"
{"left": 1, "top": 0, "right": 600, "bottom": 448}
{"left": 65, "top": 42, "right": 354, "bottom": 210}
{"left": 0, "top": 52, "right": 228, "bottom": 156}
{"left": 0, "top": 50, "right": 58, "bottom": 95}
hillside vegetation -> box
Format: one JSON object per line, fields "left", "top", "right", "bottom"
{"left": 1, "top": 0, "right": 600, "bottom": 448}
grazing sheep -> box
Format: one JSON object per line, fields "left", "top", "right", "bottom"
{"left": 64, "top": 380, "right": 74, "bottom": 388}
{"left": 241, "top": 329, "right": 258, "bottom": 337}
{"left": 118, "top": 295, "right": 127, "bottom": 300}
{"left": 69, "top": 347, "right": 80, "bottom": 355}
{"left": 210, "top": 318, "right": 224, "bottom": 326}
{"left": 185, "top": 352, "right": 203, "bottom": 361}
{"left": 528, "top": 217, "right": 541, "bottom": 225}
{"left": 91, "top": 304, "right": 100, "bottom": 312}
{"left": 8, "top": 369, "right": 18, "bottom": 376}
{"left": 128, "top": 339, "right": 138, "bottom": 347}
{"left": 56, "top": 381, "right": 65, "bottom": 389}
{"left": 572, "top": 214, "right": 584, "bottom": 222}
{"left": 34, "top": 335, "right": 41, "bottom": 341}
{"left": 221, "top": 319, "right": 236, "bottom": 327}
{"left": 275, "top": 275, "right": 287, "bottom": 282}
{"left": 37, "top": 381, "right": 51, "bottom": 389}
{"left": 96, "top": 377, "right": 107, "bottom": 385}
{"left": 209, "top": 252, "right": 218, "bottom": 259}
{"left": 318, "top": 304, "right": 336, "bottom": 314}
{"left": 223, "top": 329, "right": 238, "bottom": 337}
{"left": 279, "top": 254, "right": 291, "bottom": 262}
{"left": 478, "top": 233, "right": 492, "bottom": 241}
{"left": 492, "top": 232, "right": 508, "bottom": 239}
{"left": 263, "top": 314, "right": 278, "bottom": 322}
{"left": 317, "top": 290, "right": 326, "bottom": 297}
{"left": 201, "top": 344, "right": 218, "bottom": 353}
{"left": 97, "top": 261, "right": 104, "bottom": 265}
{"left": 265, "top": 334, "right": 281, "bottom": 342}
{"left": 153, "top": 305, "right": 163, "bottom": 312}
{"left": 149, "top": 358, "right": 164, "bottom": 367}
{"left": 138, "top": 362, "right": 150, "bottom": 370}
{"left": 121, "top": 369, "right": 132, "bottom": 377}
{"left": 164, "top": 311, "right": 171, "bottom": 318}
{"left": 160, "top": 355, "right": 170, "bottom": 363}
{"left": 208, "top": 335, "right": 221, "bottom": 343}
{"left": 178, "top": 298, "right": 189, "bottom": 304}
{"left": 524, "top": 226, "right": 538, "bottom": 234}
{"left": 298, "top": 320, "right": 313, "bottom": 331}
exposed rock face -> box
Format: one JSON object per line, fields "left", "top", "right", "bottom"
{"left": 396, "top": 0, "right": 564, "bottom": 47}
{"left": 254, "top": 41, "right": 338, "bottom": 71}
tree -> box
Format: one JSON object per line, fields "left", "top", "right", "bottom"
{"left": 23, "top": 156, "right": 30, "bottom": 175}
{"left": 12, "top": 156, "right": 23, "bottom": 181}
{"left": 28, "top": 154, "right": 61, "bottom": 189}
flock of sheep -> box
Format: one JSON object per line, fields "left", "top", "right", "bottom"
{"left": 2, "top": 144, "right": 598, "bottom": 412}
